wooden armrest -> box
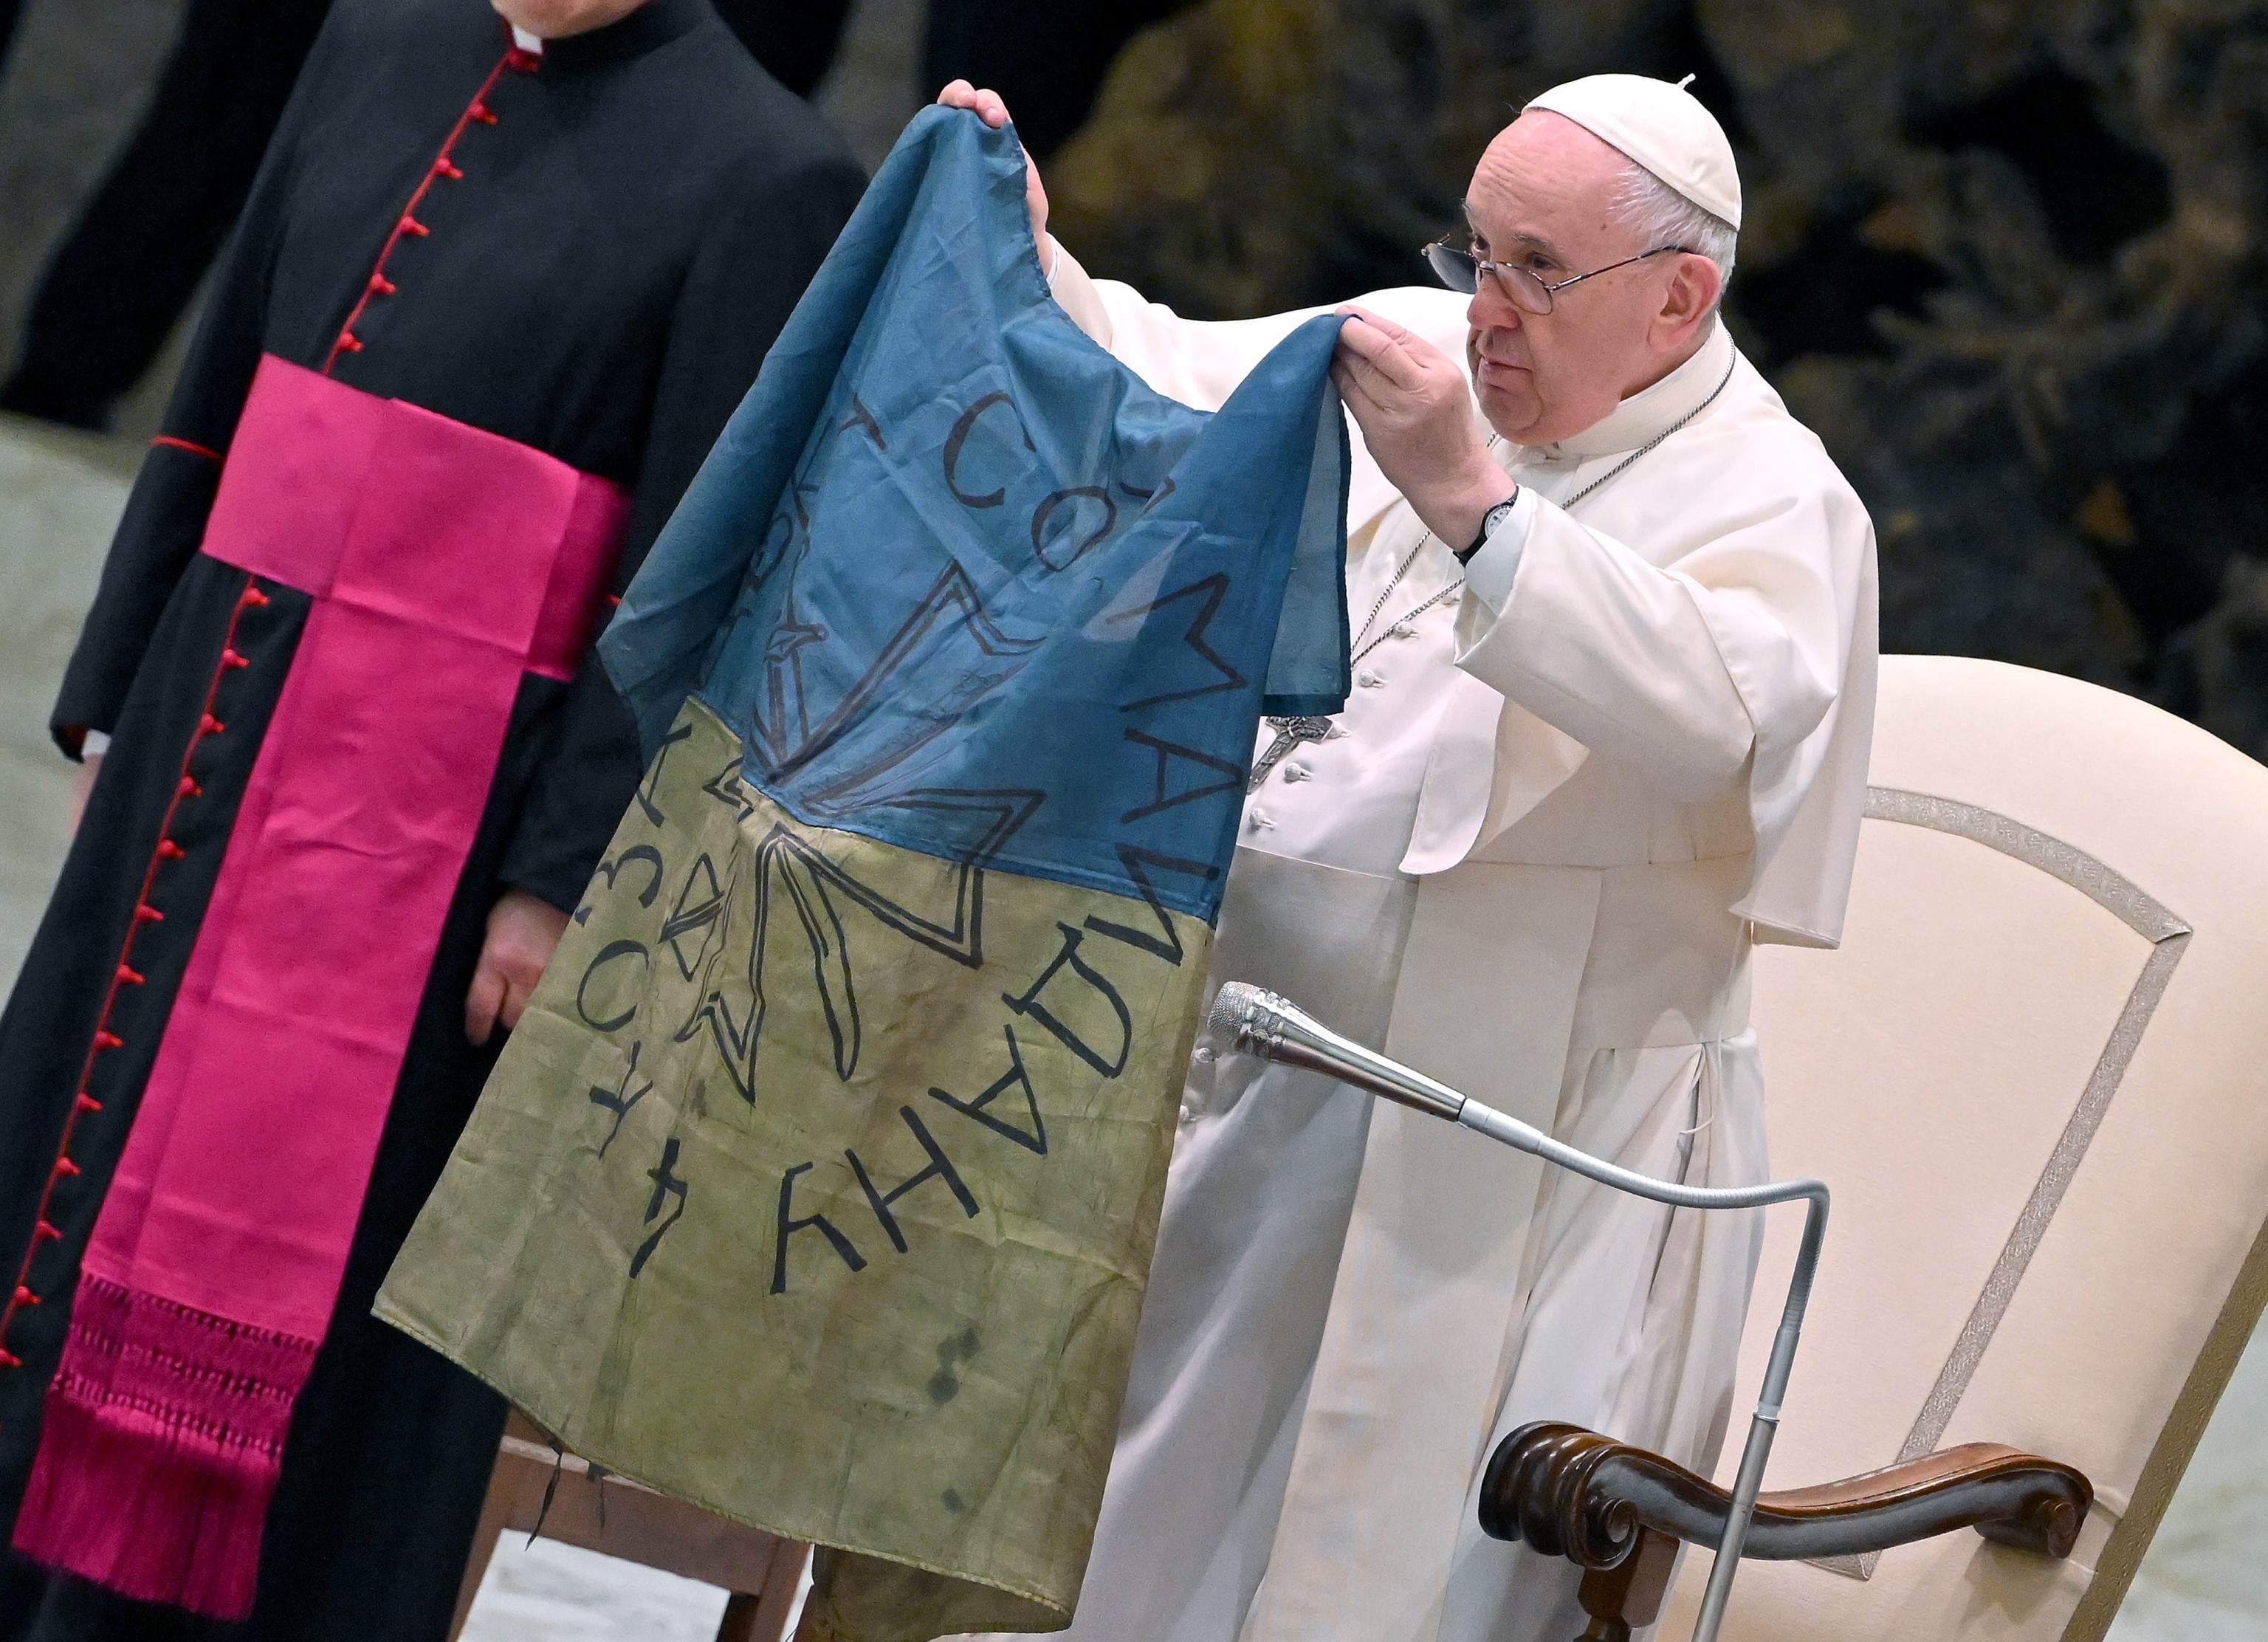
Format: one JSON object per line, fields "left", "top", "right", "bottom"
{"left": 1480, "top": 1422, "right": 2092, "bottom": 1572}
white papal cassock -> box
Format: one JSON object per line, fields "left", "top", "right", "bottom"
{"left": 960, "top": 248, "right": 1877, "bottom": 1642}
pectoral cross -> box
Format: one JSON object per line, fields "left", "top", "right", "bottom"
{"left": 1248, "top": 715, "right": 1334, "bottom": 792}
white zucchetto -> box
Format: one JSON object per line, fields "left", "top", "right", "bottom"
{"left": 1525, "top": 73, "right": 1742, "bottom": 230}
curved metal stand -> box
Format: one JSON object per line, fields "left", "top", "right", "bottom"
{"left": 1209, "top": 983, "right": 1830, "bottom": 1642}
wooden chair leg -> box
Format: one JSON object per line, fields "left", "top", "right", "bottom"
{"left": 715, "top": 1595, "right": 766, "bottom": 1642}
{"left": 447, "top": 1453, "right": 520, "bottom": 1642}
{"left": 717, "top": 1539, "right": 812, "bottom": 1642}
{"left": 1573, "top": 1527, "right": 1680, "bottom": 1642}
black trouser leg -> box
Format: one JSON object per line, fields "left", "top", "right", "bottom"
{"left": 0, "top": 0, "right": 328, "bottom": 430}
{"left": 0, "top": 0, "right": 27, "bottom": 83}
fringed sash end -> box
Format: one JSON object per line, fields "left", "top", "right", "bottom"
{"left": 10, "top": 1274, "right": 317, "bottom": 1619}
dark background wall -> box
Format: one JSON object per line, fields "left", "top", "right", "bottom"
{"left": 0, "top": 0, "right": 196, "bottom": 447}
{"left": 1043, "top": 0, "right": 2268, "bottom": 760}
{"left": 4, "top": 0, "right": 2265, "bottom": 757}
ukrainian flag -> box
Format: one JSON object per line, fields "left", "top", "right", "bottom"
{"left": 379, "top": 108, "right": 1348, "bottom": 1641}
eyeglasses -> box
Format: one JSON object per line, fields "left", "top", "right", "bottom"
{"left": 1421, "top": 238, "right": 1692, "bottom": 315}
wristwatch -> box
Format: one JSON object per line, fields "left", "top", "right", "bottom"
{"left": 1456, "top": 492, "right": 1520, "bottom": 565}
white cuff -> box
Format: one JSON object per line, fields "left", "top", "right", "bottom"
{"left": 81, "top": 729, "right": 111, "bottom": 758}
{"left": 1458, "top": 486, "right": 1539, "bottom": 616}
{"left": 1042, "top": 238, "right": 1114, "bottom": 349}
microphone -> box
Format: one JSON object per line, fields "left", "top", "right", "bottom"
{"left": 1205, "top": 981, "right": 1829, "bottom": 1642}
{"left": 1207, "top": 983, "right": 1468, "bottom": 1123}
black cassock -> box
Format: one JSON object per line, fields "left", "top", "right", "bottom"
{"left": 0, "top": 0, "right": 861, "bottom": 1635}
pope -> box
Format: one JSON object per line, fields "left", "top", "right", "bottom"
{"left": 936, "top": 71, "right": 1878, "bottom": 1642}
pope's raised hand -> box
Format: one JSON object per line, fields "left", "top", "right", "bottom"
{"left": 1333, "top": 306, "right": 1512, "bottom": 551}
{"left": 935, "top": 80, "right": 1052, "bottom": 266}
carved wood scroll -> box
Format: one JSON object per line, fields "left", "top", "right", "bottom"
{"left": 1478, "top": 1420, "right": 2093, "bottom": 1629}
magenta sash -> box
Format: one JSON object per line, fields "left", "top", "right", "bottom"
{"left": 13, "top": 355, "right": 627, "bottom": 1616}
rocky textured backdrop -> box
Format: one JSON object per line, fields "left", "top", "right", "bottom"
{"left": 1046, "top": 0, "right": 2268, "bottom": 755}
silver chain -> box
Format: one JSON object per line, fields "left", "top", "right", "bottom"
{"left": 1345, "top": 435, "right": 1502, "bottom": 664}
{"left": 1556, "top": 351, "right": 1737, "bottom": 512}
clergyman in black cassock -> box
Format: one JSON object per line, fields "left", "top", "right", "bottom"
{"left": 0, "top": 0, "right": 862, "bottom": 1635}
{"left": 0, "top": 0, "right": 851, "bottom": 433}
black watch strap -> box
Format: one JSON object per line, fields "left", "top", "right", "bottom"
{"left": 1454, "top": 492, "right": 1520, "bottom": 566}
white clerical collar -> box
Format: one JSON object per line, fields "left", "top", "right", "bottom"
{"left": 1514, "top": 320, "right": 1737, "bottom": 463}
{"left": 511, "top": 24, "right": 544, "bottom": 52}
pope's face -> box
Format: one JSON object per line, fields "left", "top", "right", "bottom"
{"left": 490, "top": 0, "right": 649, "bottom": 40}
{"left": 1460, "top": 111, "right": 1715, "bottom": 448}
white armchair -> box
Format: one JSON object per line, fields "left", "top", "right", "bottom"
{"left": 1483, "top": 656, "right": 2268, "bottom": 1641}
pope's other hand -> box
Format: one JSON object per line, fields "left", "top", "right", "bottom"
{"left": 1333, "top": 306, "right": 1513, "bottom": 550}
{"left": 935, "top": 79, "right": 1051, "bottom": 269}
{"left": 464, "top": 888, "right": 571, "bottom": 1047}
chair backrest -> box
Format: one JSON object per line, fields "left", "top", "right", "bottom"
{"left": 1659, "top": 656, "right": 2268, "bottom": 1642}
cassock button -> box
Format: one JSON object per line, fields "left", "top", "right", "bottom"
{"left": 1191, "top": 1045, "right": 1215, "bottom": 1064}
{"left": 1247, "top": 811, "right": 1275, "bottom": 831}
{"left": 1282, "top": 764, "right": 1310, "bottom": 783}
{"left": 1356, "top": 668, "right": 1384, "bottom": 688}
{"left": 1178, "top": 1105, "right": 1195, "bottom": 1126}
{"left": 1325, "top": 724, "right": 1349, "bottom": 740}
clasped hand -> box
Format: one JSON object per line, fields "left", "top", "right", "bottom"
{"left": 465, "top": 888, "right": 570, "bottom": 1047}
{"left": 1331, "top": 307, "right": 1514, "bottom": 551}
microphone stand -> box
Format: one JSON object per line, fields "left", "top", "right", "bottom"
{"left": 1208, "top": 983, "right": 1829, "bottom": 1642}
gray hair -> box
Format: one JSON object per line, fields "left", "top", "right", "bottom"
{"left": 1609, "top": 162, "right": 1736, "bottom": 310}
